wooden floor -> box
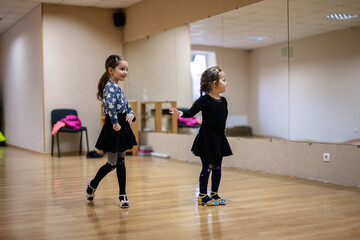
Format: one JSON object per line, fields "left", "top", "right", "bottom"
{"left": 1, "top": 146, "right": 360, "bottom": 240}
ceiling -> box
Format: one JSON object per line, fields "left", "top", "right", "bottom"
{"left": 1, "top": 0, "right": 359, "bottom": 49}
{"left": 0, "top": 0, "right": 142, "bottom": 34}
{"left": 190, "top": 0, "right": 360, "bottom": 49}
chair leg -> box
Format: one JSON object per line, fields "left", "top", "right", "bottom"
{"left": 85, "top": 129, "right": 89, "bottom": 153}
{"left": 56, "top": 134, "right": 60, "bottom": 158}
{"left": 51, "top": 135, "right": 54, "bottom": 156}
{"left": 79, "top": 131, "right": 83, "bottom": 155}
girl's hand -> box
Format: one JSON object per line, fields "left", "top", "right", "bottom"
{"left": 169, "top": 108, "right": 183, "bottom": 117}
{"left": 113, "top": 123, "right": 121, "bottom": 131}
{"left": 126, "top": 113, "right": 135, "bottom": 125}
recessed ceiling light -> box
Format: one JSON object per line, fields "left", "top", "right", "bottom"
{"left": 323, "top": 13, "right": 358, "bottom": 20}
{"left": 240, "top": 36, "right": 268, "bottom": 41}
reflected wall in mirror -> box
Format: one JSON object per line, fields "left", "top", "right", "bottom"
{"left": 288, "top": 0, "right": 360, "bottom": 144}
{"left": 190, "top": 0, "right": 360, "bottom": 144}
{"left": 190, "top": 0, "right": 289, "bottom": 140}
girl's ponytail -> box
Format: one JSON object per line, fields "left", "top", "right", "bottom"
{"left": 97, "top": 72, "right": 109, "bottom": 101}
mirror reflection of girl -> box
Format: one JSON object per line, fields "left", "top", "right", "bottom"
{"left": 86, "top": 55, "right": 137, "bottom": 208}
{"left": 169, "top": 66, "right": 232, "bottom": 206}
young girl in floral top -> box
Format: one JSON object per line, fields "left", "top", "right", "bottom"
{"left": 86, "top": 55, "right": 137, "bottom": 208}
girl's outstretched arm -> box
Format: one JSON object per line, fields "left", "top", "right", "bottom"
{"left": 170, "top": 97, "right": 203, "bottom": 118}
{"left": 169, "top": 108, "right": 183, "bottom": 117}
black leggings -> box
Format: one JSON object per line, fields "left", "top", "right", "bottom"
{"left": 90, "top": 152, "right": 126, "bottom": 196}
{"left": 199, "top": 156, "right": 223, "bottom": 195}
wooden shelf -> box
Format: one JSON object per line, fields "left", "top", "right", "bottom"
{"left": 141, "top": 101, "right": 177, "bottom": 133}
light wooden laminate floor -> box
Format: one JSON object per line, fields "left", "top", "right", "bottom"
{"left": 0, "top": 146, "right": 360, "bottom": 240}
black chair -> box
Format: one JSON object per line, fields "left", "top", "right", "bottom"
{"left": 51, "top": 109, "right": 89, "bottom": 158}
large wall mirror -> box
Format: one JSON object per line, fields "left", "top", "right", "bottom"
{"left": 189, "top": 0, "right": 360, "bottom": 145}
{"left": 288, "top": 0, "right": 360, "bottom": 144}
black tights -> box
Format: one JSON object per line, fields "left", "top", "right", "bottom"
{"left": 199, "top": 156, "right": 223, "bottom": 195}
{"left": 90, "top": 154, "right": 126, "bottom": 196}
{"left": 116, "top": 157, "right": 126, "bottom": 195}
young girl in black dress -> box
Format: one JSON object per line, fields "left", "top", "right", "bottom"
{"left": 86, "top": 55, "right": 137, "bottom": 208}
{"left": 170, "top": 66, "right": 232, "bottom": 206}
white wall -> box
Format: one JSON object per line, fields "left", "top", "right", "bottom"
{"left": 124, "top": 25, "right": 192, "bottom": 108}
{"left": 0, "top": 5, "right": 43, "bottom": 152}
{"left": 248, "top": 28, "right": 360, "bottom": 142}
{"left": 42, "top": 4, "right": 124, "bottom": 153}
{"left": 248, "top": 42, "right": 289, "bottom": 139}
{"left": 289, "top": 28, "right": 360, "bottom": 143}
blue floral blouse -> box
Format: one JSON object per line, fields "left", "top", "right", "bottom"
{"left": 102, "top": 80, "right": 135, "bottom": 124}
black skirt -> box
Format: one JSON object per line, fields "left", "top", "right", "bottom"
{"left": 191, "top": 130, "right": 232, "bottom": 158}
{"left": 95, "top": 114, "right": 137, "bottom": 153}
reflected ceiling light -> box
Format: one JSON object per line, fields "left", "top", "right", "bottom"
{"left": 240, "top": 36, "right": 268, "bottom": 41}
{"left": 323, "top": 13, "right": 358, "bottom": 20}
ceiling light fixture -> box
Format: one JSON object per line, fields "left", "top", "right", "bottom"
{"left": 323, "top": 13, "right": 358, "bottom": 20}
{"left": 240, "top": 36, "right": 268, "bottom": 41}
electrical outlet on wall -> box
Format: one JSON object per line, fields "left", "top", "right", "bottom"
{"left": 323, "top": 153, "right": 330, "bottom": 162}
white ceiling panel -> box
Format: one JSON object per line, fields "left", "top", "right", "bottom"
{"left": 0, "top": 0, "right": 142, "bottom": 34}
{"left": 1, "top": 0, "right": 359, "bottom": 49}
{"left": 190, "top": 0, "right": 360, "bottom": 49}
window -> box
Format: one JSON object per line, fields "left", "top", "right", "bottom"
{"left": 190, "top": 51, "right": 216, "bottom": 101}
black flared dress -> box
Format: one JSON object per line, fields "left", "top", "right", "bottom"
{"left": 95, "top": 114, "right": 137, "bottom": 153}
{"left": 182, "top": 94, "right": 232, "bottom": 158}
